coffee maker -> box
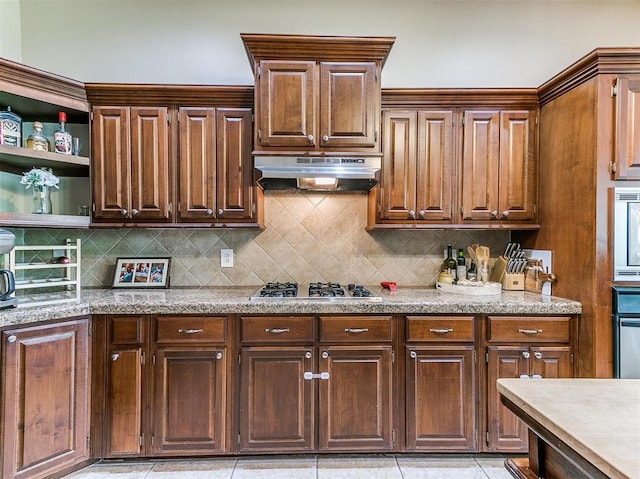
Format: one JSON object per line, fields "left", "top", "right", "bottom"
{"left": 0, "top": 229, "right": 17, "bottom": 309}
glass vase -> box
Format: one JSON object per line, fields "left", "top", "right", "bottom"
{"left": 32, "top": 186, "right": 53, "bottom": 214}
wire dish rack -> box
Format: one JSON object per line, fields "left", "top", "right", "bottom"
{"left": 5, "top": 238, "right": 81, "bottom": 307}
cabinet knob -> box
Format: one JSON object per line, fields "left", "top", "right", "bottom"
{"left": 322, "top": 351, "right": 329, "bottom": 359}
{"left": 131, "top": 208, "right": 139, "bottom": 216}
{"left": 111, "top": 353, "right": 119, "bottom": 362}
{"left": 206, "top": 208, "right": 213, "bottom": 215}
{"left": 218, "top": 209, "right": 224, "bottom": 215}
{"left": 216, "top": 352, "right": 223, "bottom": 360}
{"left": 322, "top": 135, "right": 329, "bottom": 142}
{"left": 409, "top": 210, "right": 416, "bottom": 219}
{"left": 491, "top": 210, "right": 498, "bottom": 218}
{"left": 534, "top": 352, "right": 543, "bottom": 360}
{"left": 502, "top": 210, "right": 509, "bottom": 218}
{"left": 522, "top": 351, "right": 530, "bottom": 359}
{"left": 410, "top": 351, "right": 417, "bottom": 359}
{"left": 307, "top": 134, "right": 314, "bottom": 142}
{"left": 419, "top": 210, "right": 426, "bottom": 218}
{"left": 305, "top": 351, "right": 312, "bottom": 359}
{"left": 121, "top": 209, "right": 128, "bottom": 216}
{"left": 6, "top": 335, "right": 17, "bottom": 344}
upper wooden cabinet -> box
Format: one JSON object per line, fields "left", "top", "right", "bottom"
{"left": 460, "top": 109, "right": 537, "bottom": 223}
{"left": 178, "top": 107, "right": 254, "bottom": 223}
{"left": 613, "top": 76, "right": 640, "bottom": 179}
{"left": 92, "top": 106, "right": 171, "bottom": 223}
{"left": 370, "top": 90, "right": 539, "bottom": 230}
{"left": 86, "top": 84, "right": 260, "bottom": 227}
{"left": 376, "top": 109, "right": 454, "bottom": 225}
{"left": 242, "top": 34, "right": 394, "bottom": 156}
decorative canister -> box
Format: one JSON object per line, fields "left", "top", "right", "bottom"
{"left": 0, "top": 106, "right": 22, "bottom": 147}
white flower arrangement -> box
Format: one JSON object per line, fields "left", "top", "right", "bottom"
{"left": 20, "top": 167, "right": 60, "bottom": 189}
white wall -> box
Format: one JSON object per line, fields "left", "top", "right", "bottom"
{"left": 15, "top": 0, "right": 640, "bottom": 88}
{"left": 0, "top": 0, "right": 22, "bottom": 61}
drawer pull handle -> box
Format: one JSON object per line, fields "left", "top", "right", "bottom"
{"left": 518, "top": 329, "right": 542, "bottom": 335}
{"left": 304, "top": 371, "right": 330, "bottom": 380}
{"left": 429, "top": 328, "right": 453, "bottom": 334}
{"left": 178, "top": 328, "right": 204, "bottom": 334}
{"left": 344, "top": 328, "right": 369, "bottom": 334}
{"left": 265, "top": 328, "right": 289, "bottom": 334}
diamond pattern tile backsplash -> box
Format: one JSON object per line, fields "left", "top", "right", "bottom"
{"left": 5, "top": 191, "right": 509, "bottom": 288}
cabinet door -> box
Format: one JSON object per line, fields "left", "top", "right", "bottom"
{"left": 257, "top": 60, "right": 316, "bottom": 148}
{"left": 320, "top": 62, "right": 378, "bottom": 149}
{"left": 178, "top": 108, "right": 216, "bottom": 221}
{"left": 92, "top": 107, "right": 132, "bottom": 220}
{"left": 130, "top": 107, "right": 171, "bottom": 221}
{"left": 216, "top": 108, "right": 254, "bottom": 221}
{"left": 498, "top": 110, "right": 537, "bottom": 221}
{"left": 1, "top": 318, "right": 89, "bottom": 479}
{"left": 529, "top": 346, "right": 573, "bottom": 378}
{"left": 379, "top": 110, "right": 417, "bottom": 220}
{"left": 239, "top": 347, "right": 314, "bottom": 452}
{"left": 486, "top": 345, "right": 529, "bottom": 452}
{"left": 318, "top": 346, "right": 393, "bottom": 451}
{"left": 416, "top": 110, "right": 454, "bottom": 221}
{"left": 614, "top": 76, "right": 640, "bottom": 179}
{"left": 406, "top": 345, "right": 476, "bottom": 451}
{"left": 460, "top": 110, "right": 500, "bottom": 221}
{"left": 152, "top": 348, "right": 226, "bottom": 455}
{"left": 105, "top": 316, "right": 146, "bottom": 458}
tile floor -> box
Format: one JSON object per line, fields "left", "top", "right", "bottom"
{"left": 62, "top": 455, "right": 514, "bottom": 479}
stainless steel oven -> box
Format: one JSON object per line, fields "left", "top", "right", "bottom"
{"left": 612, "top": 287, "right": 640, "bottom": 378}
{"left": 613, "top": 187, "right": 640, "bottom": 281}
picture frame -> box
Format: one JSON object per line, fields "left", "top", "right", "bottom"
{"left": 112, "top": 257, "right": 171, "bottom": 289}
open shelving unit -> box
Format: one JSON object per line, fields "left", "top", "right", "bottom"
{"left": 1, "top": 57, "right": 91, "bottom": 228}
{"left": 5, "top": 238, "right": 81, "bottom": 307}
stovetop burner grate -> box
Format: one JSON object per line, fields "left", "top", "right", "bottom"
{"left": 251, "top": 281, "right": 381, "bottom": 301}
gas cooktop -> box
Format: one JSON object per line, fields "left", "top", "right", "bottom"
{"left": 250, "top": 282, "right": 382, "bottom": 302}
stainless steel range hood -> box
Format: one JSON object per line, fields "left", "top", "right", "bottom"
{"left": 255, "top": 156, "right": 380, "bottom": 191}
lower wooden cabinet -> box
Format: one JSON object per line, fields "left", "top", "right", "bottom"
{"left": 1, "top": 317, "right": 90, "bottom": 479}
{"left": 405, "top": 316, "right": 476, "bottom": 451}
{"left": 483, "top": 316, "right": 574, "bottom": 452}
{"left": 238, "top": 315, "right": 395, "bottom": 453}
{"left": 93, "top": 314, "right": 229, "bottom": 458}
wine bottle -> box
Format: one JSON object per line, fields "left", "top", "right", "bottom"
{"left": 467, "top": 260, "right": 477, "bottom": 281}
{"left": 456, "top": 248, "right": 467, "bottom": 282}
{"left": 442, "top": 244, "right": 457, "bottom": 280}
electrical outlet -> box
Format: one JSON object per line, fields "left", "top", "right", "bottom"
{"left": 53, "top": 249, "right": 65, "bottom": 258}
{"left": 221, "top": 249, "right": 233, "bottom": 268}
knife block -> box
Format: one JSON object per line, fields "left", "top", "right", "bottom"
{"left": 503, "top": 273, "right": 525, "bottom": 291}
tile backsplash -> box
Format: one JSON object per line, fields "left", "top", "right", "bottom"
{"left": 5, "top": 191, "right": 509, "bottom": 288}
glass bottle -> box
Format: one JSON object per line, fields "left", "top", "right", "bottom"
{"left": 467, "top": 261, "right": 477, "bottom": 281}
{"left": 0, "top": 106, "right": 22, "bottom": 147}
{"left": 54, "top": 111, "right": 72, "bottom": 154}
{"left": 441, "top": 244, "right": 457, "bottom": 281}
{"left": 456, "top": 248, "right": 467, "bottom": 282}
{"left": 26, "top": 121, "right": 51, "bottom": 151}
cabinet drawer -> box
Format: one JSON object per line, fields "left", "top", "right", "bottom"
{"left": 241, "top": 316, "right": 314, "bottom": 343}
{"left": 156, "top": 316, "right": 226, "bottom": 343}
{"left": 487, "top": 316, "right": 571, "bottom": 343}
{"left": 319, "top": 316, "right": 392, "bottom": 342}
{"left": 406, "top": 316, "right": 474, "bottom": 342}
{"left": 111, "top": 316, "right": 145, "bottom": 344}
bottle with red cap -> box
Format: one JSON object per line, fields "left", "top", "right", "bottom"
{"left": 53, "top": 111, "right": 72, "bottom": 155}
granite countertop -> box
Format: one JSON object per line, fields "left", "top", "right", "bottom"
{"left": 497, "top": 378, "right": 640, "bottom": 479}
{"left": 0, "top": 286, "right": 582, "bottom": 328}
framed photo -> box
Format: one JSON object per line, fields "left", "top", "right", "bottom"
{"left": 112, "top": 257, "right": 171, "bottom": 289}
